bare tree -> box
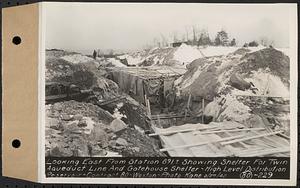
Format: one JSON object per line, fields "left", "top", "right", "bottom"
{"left": 192, "top": 26, "right": 197, "bottom": 45}
{"left": 185, "top": 26, "right": 190, "bottom": 42}
{"left": 259, "top": 36, "right": 275, "bottom": 47}
{"left": 153, "top": 37, "right": 161, "bottom": 48}
{"left": 172, "top": 31, "right": 179, "bottom": 43}
{"left": 181, "top": 33, "right": 186, "bottom": 42}
{"left": 160, "top": 33, "right": 169, "bottom": 47}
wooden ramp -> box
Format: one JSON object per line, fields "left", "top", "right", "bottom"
{"left": 150, "top": 121, "right": 290, "bottom": 157}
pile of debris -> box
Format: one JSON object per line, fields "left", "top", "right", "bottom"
{"left": 46, "top": 100, "right": 165, "bottom": 157}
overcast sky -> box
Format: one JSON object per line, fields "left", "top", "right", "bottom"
{"left": 45, "top": 2, "right": 292, "bottom": 54}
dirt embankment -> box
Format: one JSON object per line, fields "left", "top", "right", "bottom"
{"left": 171, "top": 47, "right": 291, "bottom": 133}
{"left": 238, "top": 48, "right": 290, "bottom": 87}
{"left": 46, "top": 49, "right": 119, "bottom": 99}
{"left": 175, "top": 47, "right": 290, "bottom": 98}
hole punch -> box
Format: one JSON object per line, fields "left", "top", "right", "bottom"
{"left": 12, "top": 36, "right": 22, "bottom": 45}
{"left": 12, "top": 139, "right": 21, "bottom": 148}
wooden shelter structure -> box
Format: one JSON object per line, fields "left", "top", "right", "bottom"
{"left": 109, "top": 66, "right": 186, "bottom": 108}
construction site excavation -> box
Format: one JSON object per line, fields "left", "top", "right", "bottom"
{"left": 45, "top": 43, "right": 291, "bottom": 158}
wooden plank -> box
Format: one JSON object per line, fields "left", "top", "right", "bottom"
{"left": 194, "top": 128, "right": 265, "bottom": 135}
{"left": 97, "top": 96, "right": 125, "bottom": 106}
{"left": 159, "top": 134, "right": 181, "bottom": 156}
{"left": 236, "top": 147, "right": 272, "bottom": 155}
{"left": 204, "top": 133, "right": 233, "bottom": 156}
{"left": 238, "top": 147, "right": 290, "bottom": 157}
{"left": 210, "top": 130, "right": 245, "bottom": 156}
{"left": 177, "top": 133, "right": 197, "bottom": 157}
{"left": 252, "top": 130, "right": 285, "bottom": 148}
{"left": 234, "top": 94, "right": 290, "bottom": 99}
{"left": 222, "top": 130, "right": 248, "bottom": 148}
{"left": 221, "top": 131, "right": 283, "bottom": 145}
{"left": 150, "top": 123, "right": 244, "bottom": 137}
{"left": 151, "top": 114, "right": 191, "bottom": 120}
{"left": 149, "top": 125, "right": 220, "bottom": 137}
{"left": 279, "top": 133, "right": 290, "bottom": 140}
{"left": 160, "top": 134, "right": 245, "bottom": 152}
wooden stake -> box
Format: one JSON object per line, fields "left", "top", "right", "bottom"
{"left": 144, "top": 94, "right": 151, "bottom": 116}
{"left": 157, "top": 114, "right": 162, "bottom": 128}
{"left": 147, "top": 99, "right": 151, "bottom": 116}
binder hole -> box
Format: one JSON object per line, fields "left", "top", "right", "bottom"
{"left": 12, "top": 139, "right": 21, "bottom": 148}
{"left": 12, "top": 36, "right": 21, "bottom": 45}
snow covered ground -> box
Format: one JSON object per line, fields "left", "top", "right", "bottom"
{"left": 199, "top": 46, "right": 239, "bottom": 57}
{"left": 116, "top": 44, "right": 289, "bottom": 68}
{"left": 61, "top": 54, "right": 95, "bottom": 64}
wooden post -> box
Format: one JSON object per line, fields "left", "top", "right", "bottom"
{"left": 144, "top": 94, "right": 151, "bottom": 116}
{"left": 147, "top": 99, "right": 151, "bottom": 116}
{"left": 187, "top": 93, "right": 192, "bottom": 108}
{"left": 184, "top": 93, "right": 192, "bottom": 121}
{"left": 157, "top": 114, "right": 162, "bottom": 128}
{"left": 202, "top": 98, "right": 205, "bottom": 124}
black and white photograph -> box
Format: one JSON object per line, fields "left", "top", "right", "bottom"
{"left": 42, "top": 2, "right": 297, "bottom": 185}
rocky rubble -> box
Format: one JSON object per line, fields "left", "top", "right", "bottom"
{"left": 46, "top": 100, "right": 164, "bottom": 157}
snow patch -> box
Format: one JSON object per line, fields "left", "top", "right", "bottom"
{"left": 200, "top": 46, "right": 239, "bottom": 57}
{"left": 112, "top": 102, "right": 127, "bottom": 119}
{"left": 233, "top": 69, "right": 290, "bottom": 97}
{"left": 173, "top": 44, "right": 203, "bottom": 64}
{"left": 217, "top": 95, "right": 251, "bottom": 122}
{"left": 60, "top": 54, "right": 95, "bottom": 64}
{"left": 119, "top": 54, "right": 145, "bottom": 66}
{"left": 107, "top": 58, "right": 126, "bottom": 67}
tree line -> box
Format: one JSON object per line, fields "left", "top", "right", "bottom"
{"left": 148, "top": 28, "right": 275, "bottom": 49}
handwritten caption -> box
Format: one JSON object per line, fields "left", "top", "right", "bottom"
{"left": 45, "top": 157, "right": 290, "bottom": 179}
